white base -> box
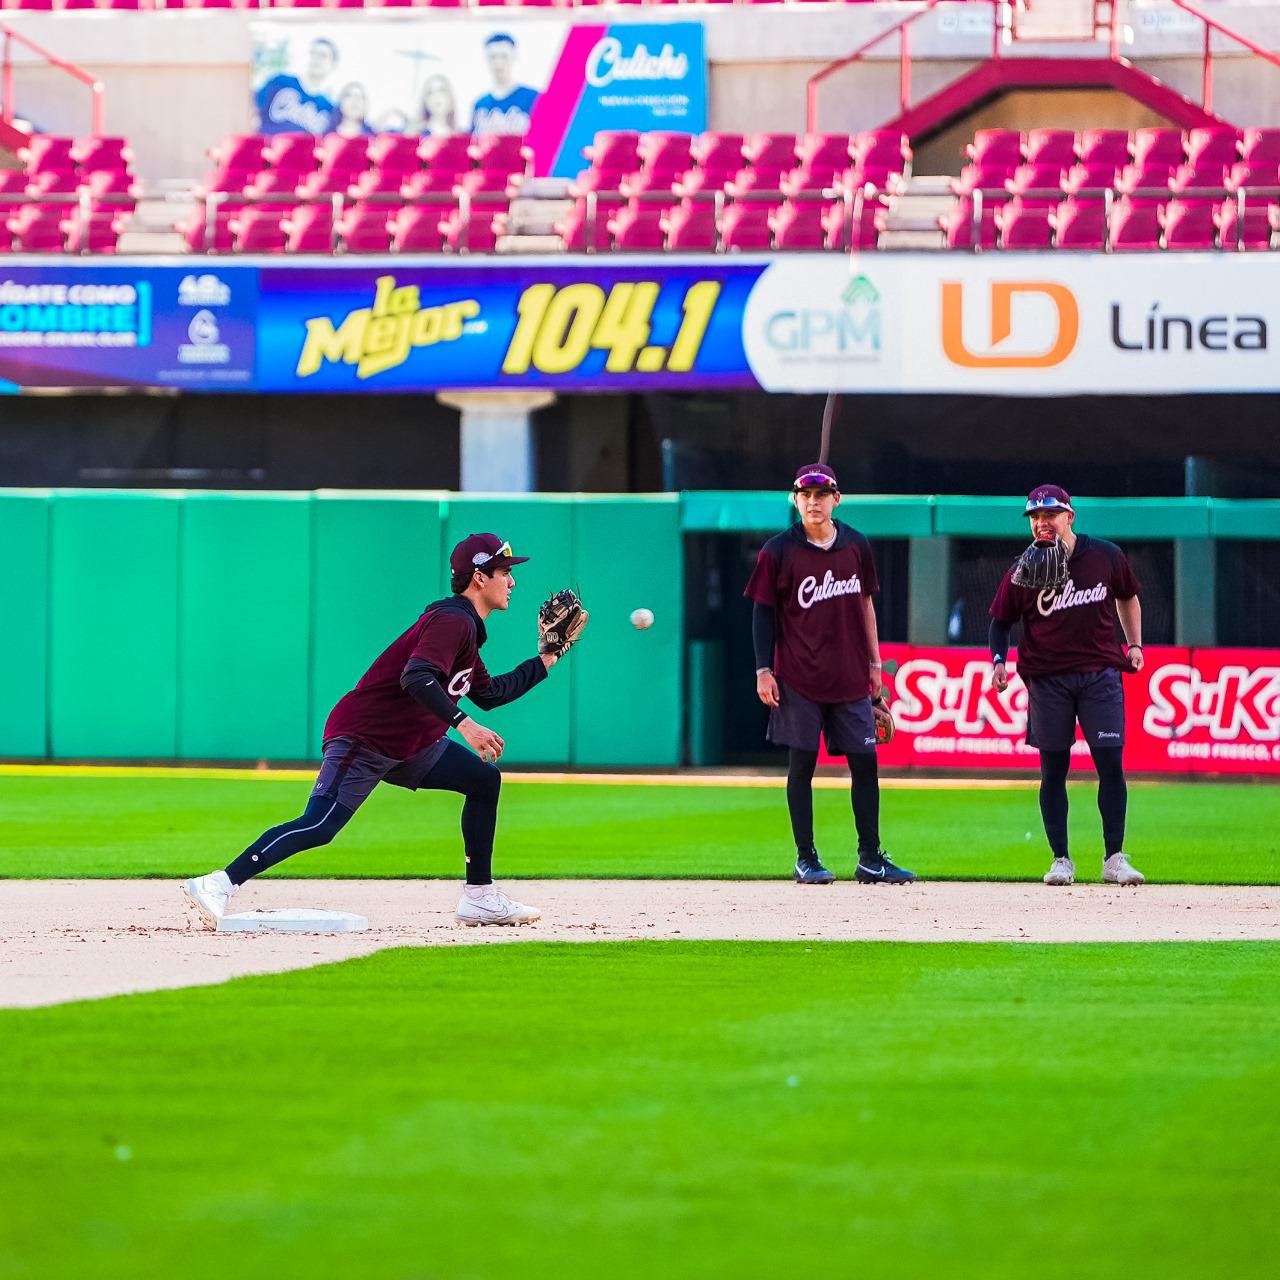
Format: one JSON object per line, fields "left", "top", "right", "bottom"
{"left": 217, "top": 908, "right": 369, "bottom": 934}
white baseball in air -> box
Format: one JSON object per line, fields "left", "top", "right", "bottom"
{"left": 630, "top": 608, "right": 655, "bottom": 630}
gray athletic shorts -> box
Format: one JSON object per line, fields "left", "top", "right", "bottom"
{"left": 767, "top": 682, "right": 877, "bottom": 756}
{"left": 311, "top": 735, "right": 451, "bottom": 812}
{"left": 1024, "top": 669, "right": 1126, "bottom": 752}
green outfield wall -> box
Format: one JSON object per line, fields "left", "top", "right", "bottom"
{"left": 1, "top": 491, "right": 1277, "bottom": 765}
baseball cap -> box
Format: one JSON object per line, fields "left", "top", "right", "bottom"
{"left": 792, "top": 462, "right": 839, "bottom": 493}
{"left": 1023, "top": 484, "right": 1074, "bottom": 516}
{"left": 449, "top": 533, "right": 529, "bottom": 578}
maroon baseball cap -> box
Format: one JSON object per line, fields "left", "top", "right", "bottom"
{"left": 1024, "top": 484, "right": 1074, "bottom": 516}
{"left": 449, "top": 533, "right": 529, "bottom": 578}
{"left": 792, "top": 462, "right": 839, "bottom": 493}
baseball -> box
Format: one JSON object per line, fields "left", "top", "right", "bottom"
{"left": 630, "top": 608, "right": 654, "bottom": 630}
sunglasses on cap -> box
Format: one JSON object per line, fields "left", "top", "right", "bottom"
{"left": 793, "top": 472, "right": 838, "bottom": 492}
{"left": 472, "top": 540, "right": 514, "bottom": 569}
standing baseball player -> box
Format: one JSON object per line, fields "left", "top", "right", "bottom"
{"left": 745, "top": 463, "right": 914, "bottom": 885}
{"left": 989, "top": 485, "right": 1146, "bottom": 886}
{"left": 182, "top": 533, "right": 586, "bottom": 928}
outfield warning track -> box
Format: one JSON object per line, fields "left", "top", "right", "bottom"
{"left": 1, "top": 879, "right": 1276, "bottom": 1009}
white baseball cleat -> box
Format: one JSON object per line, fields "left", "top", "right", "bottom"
{"left": 1103, "top": 853, "right": 1145, "bottom": 886}
{"left": 1043, "top": 856, "right": 1075, "bottom": 886}
{"left": 183, "top": 870, "right": 236, "bottom": 928}
{"left": 455, "top": 884, "right": 541, "bottom": 927}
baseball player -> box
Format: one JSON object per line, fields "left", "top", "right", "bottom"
{"left": 745, "top": 463, "right": 914, "bottom": 886}
{"left": 182, "top": 533, "right": 586, "bottom": 928}
{"left": 989, "top": 485, "right": 1146, "bottom": 886}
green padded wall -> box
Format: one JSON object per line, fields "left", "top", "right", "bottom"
{"left": 442, "top": 496, "right": 574, "bottom": 766}
{"left": 49, "top": 492, "right": 179, "bottom": 758}
{"left": 571, "top": 496, "right": 682, "bottom": 766}
{"left": 0, "top": 491, "right": 49, "bottom": 757}
{"left": 178, "top": 494, "right": 312, "bottom": 761}
{"left": 311, "top": 493, "right": 446, "bottom": 754}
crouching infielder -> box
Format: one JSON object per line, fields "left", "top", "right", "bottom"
{"left": 183, "top": 533, "right": 587, "bottom": 929}
{"left": 989, "top": 486, "right": 1145, "bottom": 887}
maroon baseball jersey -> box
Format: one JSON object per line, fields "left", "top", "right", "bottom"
{"left": 744, "top": 522, "right": 880, "bottom": 703}
{"left": 324, "top": 598, "right": 497, "bottom": 759}
{"left": 989, "top": 535, "right": 1140, "bottom": 678}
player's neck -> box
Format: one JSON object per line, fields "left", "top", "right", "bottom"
{"left": 1061, "top": 529, "right": 1078, "bottom": 554}
{"left": 462, "top": 588, "right": 494, "bottom": 620}
{"left": 801, "top": 517, "right": 836, "bottom": 544}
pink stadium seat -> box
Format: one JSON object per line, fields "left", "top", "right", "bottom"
{"left": 954, "top": 162, "right": 1018, "bottom": 196}
{"left": 770, "top": 199, "right": 828, "bottom": 250}
{"left": 1217, "top": 197, "right": 1277, "bottom": 251}
{"left": 1241, "top": 128, "right": 1280, "bottom": 166}
{"left": 996, "top": 198, "right": 1055, "bottom": 248}
{"left": 336, "top": 205, "right": 396, "bottom": 253}
{"left": 180, "top": 208, "right": 236, "bottom": 254}
{"left": 442, "top": 200, "right": 504, "bottom": 253}
{"left": 585, "top": 131, "right": 642, "bottom": 174}
{"left": 1063, "top": 162, "right": 1122, "bottom": 195}
{"left": 400, "top": 169, "right": 460, "bottom": 197}
{"left": 245, "top": 169, "right": 301, "bottom": 199}
{"left": 1171, "top": 162, "right": 1229, "bottom": 196}
{"left": 208, "top": 136, "right": 265, "bottom": 176}
{"left": 283, "top": 203, "right": 336, "bottom": 254}
{"left": 456, "top": 169, "right": 521, "bottom": 200}
{"left": 232, "top": 208, "right": 289, "bottom": 254}
{"left": 1161, "top": 198, "right": 1218, "bottom": 249}
{"left": 743, "top": 133, "right": 799, "bottom": 173}
{"left": 1132, "top": 128, "right": 1185, "bottom": 168}
{"left": 677, "top": 166, "right": 731, "bottom": 196}
{"left": 19, "top": 136, "right": 75, "bottom": 178}
{"left": 25, "top": 172, "right": 77, "bottom": 215}
{"left": 941, "top": 198, "right": 997, "bottom": 250}
{"left": 64, "top": 211, "right": 127, "bottom": 254}
{"left": 1185, "top": 127, "right": 1242, "bottom": 169}
{"left": 0, "top": 170, "right": 29, "bottom": 216}
{"left": 350, "top": 168, "right": 408, "bottom": 201}
{"left": 1116, "top": 163, "right": 1175, "bottom": 198}
{"left": 662, "top": 199, "right": 718, "bottom": 252}
{"left": 720, "top": 202, "right": 772, "bottom": 251}
{"left": 7, "top": 204, "right": 66, "bottom": 252}
{"left": 83, "top": 169, "right": 141, "bottom": 215}
{"left": 71, "top": 136, "right": 133, "bottom": 174}
{"left": 368, "top": 134, "right": 422, "bottom": 174}
{"left": 469, "top": 134, "right": 529, "bottom": 176}
{"left": 609, "top": 203, "right": 666, "bottom": 251}
{"left": 1226, "top": 161, "right": 1280, "bottom": 192}
{"left": 296, "top": 167, "right": 357, "bottom": 198}
{"left": 572, "top": 166, "right": 634, "bottom": 196}
{"left": 315, "top": 134, "right": 370, "bottom": 177}
{"left": 620, "top": 170, "right": 681, "bottom": 206}
{"left": 637, "top": 132, "right": 693, "bottom": 176}
{"left": 1006, "top": 164, "right": 1068, "bottom": 200}
{"left": 1051, "top": 196, "right": 1107, "bottom": 249}
{"left": 725, "top": 169, "right": 787, "bottom": 204}
{"left": 966, "top": 129, "right": 1023, "bottom": 167}
{"left": 853, "top": 130, "right": 910, "bottom": 173}
{"left": 1025, "top": 129, "right": 1076, "bottom": 168}
{"left": 795, "top": 133, "right": 854, "bottom": 175}
{"left": 1110, "top": 196, "right": 1163, "bottom": 250}
{"left": 390, "top": 204, "right": 447, "bottom": 253}
{"left": 1077, "top": 129, "right": 1131, "bottom": 167}
{"left": 419, "top": 135, "right": 473, "bottom": 175}
{"left": 692, "top": 132, "right": 745, "bottom": 175}
{"left": 12, "top": 0, "right": 55, "bottom": 9}
{"left": 823, "top": 194, "right": 883, "bottom": 251}
{"left": 262, "top": 134, "right": 318, "bottom": 175}
{"left": 555, "top": 198, "right": 614, "bottom": 253}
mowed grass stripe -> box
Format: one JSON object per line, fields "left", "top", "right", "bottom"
{"left": 1, "top": 942, "right": 1277, "bottom": 1279}
{"left": 0, "top": 774, "right": 1275, "bottom": 883}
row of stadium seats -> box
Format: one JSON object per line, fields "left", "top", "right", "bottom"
{"left": 0, "top": 0, "right": 898, "bottom": 9}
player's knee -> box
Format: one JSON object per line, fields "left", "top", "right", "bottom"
{"left": 471, "top": 762, "right": 502, "bottom": 805}
{"left": 848, "top": 751, "right": 877, "bottom": 781}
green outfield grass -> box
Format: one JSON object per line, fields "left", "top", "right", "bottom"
{"left": 0, "top": 773, "right": 1276, "bottom": 883}
{"left": 2, "top": 941, "right": 1277, "bottom": 1279}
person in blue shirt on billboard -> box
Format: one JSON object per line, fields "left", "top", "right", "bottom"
{"left": 256, "top": 37, "right": 340, "bottom": 136}
{"left": 471, "top": 33, "right": 539, "bottom": 136}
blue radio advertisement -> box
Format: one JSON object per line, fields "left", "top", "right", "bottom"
{"left": 0, "top": 266, "right": 257, "bottom": 392}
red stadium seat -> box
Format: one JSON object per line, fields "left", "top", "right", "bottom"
{"left": 1006, "top": 164, "right": 1068, "bottom": 201}
{"left": 584, "top": 131, "right": 641, "bottom": 174}
{"left": 692, "top": 132, "right": 745, "bottom": 176}
{"left": 1241, "top": 128, "right": 1280, "bottom": 166}
{"left": 283, "top": 203, "right": 337, "bottom": 254}
{"left": 966, "top": 129, "right": 1023, "bottom": 167}
{"left": 743, "top": 133, "right": 799, "bottom": 173}
{"left": 1171, "top": 162, "right": 1230, "bottom": 197}
{"left": 7, "top": 204, "right": 67, "bottom": 252}
{"left": 609, "top": 202, "right": 666, "bottom": 251}
{"left": 19, "top": 136, "right": 75, "bottom": 178}
{"left": 1025, "top": 129, "right": 1077, "bottom": 168}
{"left": 367, "top": 134, "right": 422, "bottom": 174}
{"left": 720, "top": 201, "right": 772, "bottom": 251}
{"left": 662, "top": 199, "right": 718, "bottom": 252}
{"left": 1184, "top": 127, "right": 1242, "bottom": 169}
{"left": 1132, "top": 128, "right": 1185, "bottom": 168}
{"left": 1063, "top": 162, "right": 1122, "bottom": 195}
{"left": 1115, "top": 163, "right": 1175, "bottom": 198}
{"left": 419, "top": 135, "right": 473, "bottom": 176}
{"left": 231, "top": 208, "right": 289, "bottom": 254}
{"left": 1051, "top": 196, "right": 1107, "bottom": 249}
{"left": 1161, "top": 198, "right": 1218, "bottom": 249}
{"left": 954, "top": 162, "right": 1018, "bottom": 196}
{"left": 315, "top": 134, "right": 370, "bottom": 177}
{"left": 71, "top": 136, "right": 133, "bottom": 174}
{"left": 261, "top": 134, "right": 318, "bottom": 175}
{"left": 637, "top": 132, "right": 693, "bottom": 176}
{"left": 1226, "top": 161, "right": 1280, "bottom": 192}
{"left": 469, "top": 134, "right": 530, "bottom": 176}
{"left": 996, "top": 198, "right": 1055, "bottom": 249}
{"left": 1077, "top": 129, "right": 1131, "bottom": 167}
{"left": 390, "top": 204, "right": 447, "bottom": 253}
{"left": 400, "top": 169, "right": 461, "bottom": 197}
{"left": 336, "top": 205, "right": 396, "bottom": 253}
{"left": 1110, "top": 196, "right": 1163, "bottom": 250}
{"left": 770, "top": 198, "right": 829, "bottom": 250}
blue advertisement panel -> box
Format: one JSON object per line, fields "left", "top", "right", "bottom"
{"left": 255, "top": 259, "right": 761, "bottom": 392}
{"left": 0, "top": 265, "right": 257, "bottom": 390}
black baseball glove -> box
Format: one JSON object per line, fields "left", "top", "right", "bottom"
{"left": 538, "top": 589, "right": 589, "bottom": 659}
{"left": 1010, "top": 537, "right": 1069, "bottom": 591}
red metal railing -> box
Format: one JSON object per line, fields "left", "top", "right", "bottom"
{"left": 1162, "top": 0, "right": 1280, "bottom": 113}
{"left": 1, "top": 22, "right": 104, "bottom": 138}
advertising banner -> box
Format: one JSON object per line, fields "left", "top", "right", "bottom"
{"left": 250, "top": 18, "right": 707, "bottom": 177}
{"left": 255, "top": 259, "right": 758, "bottom": 392}
{"left": 0, "top": 266, "right": 256, "bottom": 391}
{"left": 819, "top": 644, "right": 1280, "bottom": 776}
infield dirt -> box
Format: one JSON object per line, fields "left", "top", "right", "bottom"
{"left": 2, "top": 878, "right": 1277, "bottom": 1008}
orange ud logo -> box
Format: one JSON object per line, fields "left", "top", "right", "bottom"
{"left": 941, "top": 281, "right": 1079, "bottom": 368}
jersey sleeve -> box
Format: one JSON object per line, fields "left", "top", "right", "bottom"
{"left": 855, "top": 533, "right": 880, "bottom": 595}
{"left": 1112, "top": 548, "right": 1141, "bottom": 600}
{"left": 743, "top": 543, "right": 780, "bottom": 605}
{"left": 988, "top": 567, "right": 1024, "bottom": 623}
{"left": 408, "top": 610, "right": 470, "bottom": 676}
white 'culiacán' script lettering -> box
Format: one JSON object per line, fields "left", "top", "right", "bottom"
{"left": 448, "top": 667, "right": 474, "bottom": 698}
{"left": 1036, "top": 578, "right": 1109, "bottom": 617}
{"left": 798, "top": 571, "right": 862, "bottom": 609}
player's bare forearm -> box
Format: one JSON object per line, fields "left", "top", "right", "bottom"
{"left": 1117, "top": 596, "right": 1144, "bottom": 670}
{"left": 540, "top": 653, "right": 558, "bottom": 671}
{"left": 862, "top": 596, "right": 883, "bottom": 698}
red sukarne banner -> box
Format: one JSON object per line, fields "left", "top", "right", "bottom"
{"left": 819, "top": 645, "right": 1280, "bottom": 777}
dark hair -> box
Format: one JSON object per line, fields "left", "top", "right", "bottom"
{"left": 450, "top": 569, "right": 473, "bottom": 595}
{"left": 484, "top": 32, "right": 516, "bottom": 49}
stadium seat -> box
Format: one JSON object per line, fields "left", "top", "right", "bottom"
{"left": 966, "top": 129, "right": 1023, "bottom": 167}
{"left": 367, "top": 134, "right": 422, "bottom": 174}
{"left": 441, "top": 200, "right": 504, "bottom": 253}
{"left": 995, "top": 197, "right": 1055, "bottom": 249}
{"left": 283, "top": 203, "right": 337, "bottom": 254}
{"left": 1024, "top": 129, "right": 1076, "bottom": 168}
{"left": 720, "top": 201, "right": 773, "bottom": 251}
{"left": 609, "top": 202, "right": 666, "bottom": 251}
{"left": 1063, "top": 162, "right": 1122, "bottom": 195}
{"left": 70, "top": 136, "right": 133, "bottom": 174}
{"left": 941, "top": 198, "right": 998, "bottom": 250}
{"left": 954, "top": 161, "right": 1019, "bottom": 196}
{"left": 770, "top": 198, "right": 829, "bottom": 250}
{"left": 555, "top": 198, "right": 615, "bottom": 253}
{"left": 336, "top": 205, "right": 396, "bottom": 253}
{"left": 315, "top": 134, "right": 370, "bottom": 178}
{"left": 261, "top": 134, "right": 318, "bottom": 175}
{"left": 692, "top": 132, "right": 745, "bottom": 178}
{"left": 822, "top": 194, "right": 883, "bottom": 251}
{"left": 1217, "top": 196, "right": 1278, "bottom": 251}
{"left": 469, "top": 134, "right": 530, "bottom": 177}
{"left": 1110, "top": 196, "right": 1164, "bottom": 250}
{"left": 1171, "top": 162, "right": 1230, "bottom": 197}
{"left": 400, "top": 169, "right": 461, "bottom": 197}
{"left": 0, "top": 171, "right": 27, "bottom": 217}
{"left": 1077, "top": 129, "right": 1131, "bottom": 167}
{"left": 743, "top": 132, "right": 799, "bottom": 178}
{"left": 420, "top": 135, "right": 473, "bottom": 176}
{"left": 1115, "top": 163, "right": 1175, "bottom": 199}
{"left": 1161, "top": 198, "right": 1218, "bottom": 249}
{"left": 584, "top": 131, "right": 642, "bottom": 174}
{"left": 83, "top": 169, "right": 141, "bottom": 216}
{"left": 1241, "top": 127, "right": 1280, "bottom": 167}
{"left": 1132, "top": 128, "right": 1185, "bottom": 168}
{"left": 662, "top": 199, "right": 718, "bottom": 252}
{"left": 1184, "top": 127, "right": 1242, "bottom": 169}
{"left": 1006, "top": 164, "right": 1068, "bottom": 201}
{"left": 180, "top": 208, "right": 236, "bottom": 254}
{"left": 7, "top": 204, "right": 66, "bottom": 252}
{"left": 390, "top": 204, "right": 447, "bottom": 253}
{"left": 637, "top": 132, "right": 694, "bottom": 177}
{"left": 1051, "top": 196, "right": 1108, "bottom": 249}
{"left": 231, "top": 208, "right": 289, "bottom": 254}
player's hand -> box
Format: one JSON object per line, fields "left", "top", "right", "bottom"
{"left": 991, "top": 662, "right": 1010, "bottom": 693}
{"left": 459, "top": 717, "right": 504, "bottom": 763}
{"left": 1128, "top": 646, "right": 1145, "bottom": 673}
{"left": 757, "top": 670, "right": 780, "bottom": 708}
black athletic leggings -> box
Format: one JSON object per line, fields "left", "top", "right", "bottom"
{"left": 1038, "top": 745, "right": 1127, "bottom": 860}
{"left": 787, "top": 748, "right": 880, "bottom": 856}
{"left": 224, "top": 741, "right": 502, "bottom": 887}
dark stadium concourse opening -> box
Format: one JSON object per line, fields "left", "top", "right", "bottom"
{"left": 684, "top": 532, "right": 909, "bottom": 766}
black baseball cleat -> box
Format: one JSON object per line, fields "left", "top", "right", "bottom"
{"left": 854, "top": 851, "right": 916, "bottom": 884}
{"left": 794, "top": 848, "right": 836, "bottom": 885}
